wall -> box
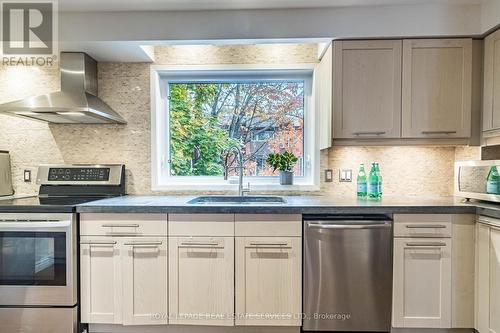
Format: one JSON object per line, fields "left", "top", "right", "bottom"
{"left": 481, "top": 0, "right": 500, "bottom": 33}
{"left": 60, "top": 3, "right": 481, "bottom": 43}
{"left": 0, "top": 43, "right": 480, "bottom": 197}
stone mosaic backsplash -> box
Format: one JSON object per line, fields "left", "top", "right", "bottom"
{"left": 0, "top": 44, "right": 481, "bottom": 196}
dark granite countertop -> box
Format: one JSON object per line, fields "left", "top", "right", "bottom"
{"left": 75, "top": 195, "right": 480, "bottom": 215}
{"left": 0, "top": 195, "right": 76, "bottom": 213}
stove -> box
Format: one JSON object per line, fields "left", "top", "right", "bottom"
{"left": 0, "top": 164, "right": 125, "bottom": 333}
{"left": 0, "top": 164, "right": 126, "bottom": 213}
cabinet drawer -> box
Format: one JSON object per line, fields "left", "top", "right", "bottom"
{"left": 80, "top": 214, "right": 167, "bottom": 236}
{"left": 235, "top": 214, "right": 301, "bottom": 237}
{"left": 169, "top": 214, "right": 234, "bottom": 236}
{"left": 394, "top": 214, "right": 452, "bottom": 238}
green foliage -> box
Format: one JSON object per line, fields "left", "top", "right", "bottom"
{"left": 266, "top": 151, "right": 299, "bottom": 172}
{"left": 169, "top": 83, "right": 236, "bottom": 176}
{"left": 168, "top": 81, "right": 304, "bottom": 177}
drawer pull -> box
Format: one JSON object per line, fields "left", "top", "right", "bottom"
{"left": 405, "top": 224, "right": 447, "bottom": 229}
{"left": 124, "top": 241, "right": 162, "bottom": 246}
{"left": 353, "top": 131, "right": 386, "bottom": 136}
{"left": 249, "top": 242, "right": 289, "bottom": 247}
{"left": 406, "top": 242, "right": 447, "bottom": 247}
{"left": 421, "top": 131, "right": 457, "bottom": 135}
{"left": 80, "top": 240, "right": 117, "bottom": 245}
{"left": 180, "top": 241, "right": 220, "bottom": 247}
{"left": 102, "top": 224, "right": 140, "bottom": 228}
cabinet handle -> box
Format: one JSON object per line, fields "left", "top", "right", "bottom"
{"left": 406, "top": 242, "right": 447, "bottom": 247}
{"left": 101, "top": 224, "right": 140, "bottom": 228}
{"left": 421, "top": 131, "right": 457, "bottom": 135}
{"left": 180, "top": 241, "right": 221, "bottom": 247}
{"left": 80, "top": 240, "right": 117, "bottom": 245}
{"left": 405, "top": 224, "right": 447, "bottom": 229}
{"left": 352, "top": 131, "right": 386, "bottom": 136}
{"left": 249, "top": 242, "right": 289, "bottom": 247}
{"left": 124, "top": 241, "right": 162, "bottom": 246}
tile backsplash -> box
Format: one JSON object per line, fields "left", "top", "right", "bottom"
{"left": 0, "top": 44, "right": 481, "bottom": 196}
{"left": 322, "top": 146, "right": 480, "bottom": 198}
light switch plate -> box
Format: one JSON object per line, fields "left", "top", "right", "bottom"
{"left": 339, "top": 169, "right": 352, "bottom": 182}
{"left": 325, "top": 169, "right": 333, "bottom": 182}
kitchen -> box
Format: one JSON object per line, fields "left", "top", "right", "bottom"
{"left": 0, "top": 1, "right": 499, "bottom": 333}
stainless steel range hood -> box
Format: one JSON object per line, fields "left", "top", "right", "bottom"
{"left": 0, "top": 52, "right": 126, "bottom": 124}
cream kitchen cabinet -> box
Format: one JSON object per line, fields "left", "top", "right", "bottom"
{"left": 393, "top": 237, "right": 452, "bottom": 328}
{"left": 80, "top": 237, "right": 122, "bottom": 325}
{"left": 393, "top": 214, "right": 475, "bottom": 329}
{"left": 483, "top": 29, "right": 500, "bottom": 133}
{"left": 476, "top": 222, "right": 490, "bottom": 333}
{"left": 122, "top": 238, "right": 167, "bottom": 325}
{"left": 333, "top": 40, "right": 402, "bottom": 139}
{"left": 235, "top": 214, "right": 302, "bottom": 327}
{"left": 402, "top": 39, "right": 472, "bottom": 139}
{"left": 476, "top": 217, "right": 500, "bottom": 333}
{"left": 491, "top": 227, "right": 500, "bottom": 333}
{"left": 80, "top": 214, "right": 168, "bottom": 326}
{"left": 168, "top": 214, "right": 234, "bottom": 326}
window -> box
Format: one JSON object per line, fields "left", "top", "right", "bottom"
{"left": 151, "top": 65, "right": 318, "bottom": 190}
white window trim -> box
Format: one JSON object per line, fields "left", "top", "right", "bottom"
{"left": 150, "top": 63, "right": 320, "bottom": 192}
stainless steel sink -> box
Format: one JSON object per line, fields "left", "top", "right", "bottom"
{"left": 187, "top": 196, "right": 286, "bottom": 205}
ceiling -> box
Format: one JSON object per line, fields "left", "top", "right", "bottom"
{"left": 59, "top": 0, "right": 481, "bottom": 12}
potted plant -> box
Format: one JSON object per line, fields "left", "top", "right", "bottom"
{"left": 266, "top": 151, "right": 298, "bottom": 185}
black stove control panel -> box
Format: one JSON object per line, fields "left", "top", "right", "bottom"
{"left": 48, "top": 167, "right": 110, "bottom": 181}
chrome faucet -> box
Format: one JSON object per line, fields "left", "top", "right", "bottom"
{"left": 224, "top": 145, "right": 251, "bottom": 196}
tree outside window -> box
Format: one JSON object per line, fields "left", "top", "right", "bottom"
{"left": 168, "top": 80, "right": 305, "bottom": 178}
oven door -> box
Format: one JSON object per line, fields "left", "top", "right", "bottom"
{"left": 0, "top": 215, "right": 76, "bottom": 306}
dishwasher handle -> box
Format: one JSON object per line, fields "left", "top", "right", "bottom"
{"left": 306, "top": 221, "right": 392, "bottom": 229}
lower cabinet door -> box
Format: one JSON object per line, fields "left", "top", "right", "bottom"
{"left": 168, "top": 237, "right": 234, "bottom": 326}
{"left": 392, "top": 238, "right": 452, "bottom": 328}
{"left": 235, "top": 237, "right": 302, "bottom": 326}
{"left": 490, "top": 227, "right": 500, "bottom": 333}
{"left": 121, "top": 237, "right": 168, "bottom": 325}
{"left": 80, "top": 236, "right": 122, "bottom": 324}
{"left": 476, "top": 223, "right": 491, "bottom": 333}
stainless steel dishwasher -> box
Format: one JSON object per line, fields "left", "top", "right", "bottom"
{"left": 303, "top": 215, "right": 393, "bottom": 332}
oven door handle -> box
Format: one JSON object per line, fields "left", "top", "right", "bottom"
{"left": 0, "top": 220, "right": 71, "bottom": 229}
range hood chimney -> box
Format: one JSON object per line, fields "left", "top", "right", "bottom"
{"left": 0, "top": 52, "right": 126, "bottom": 124}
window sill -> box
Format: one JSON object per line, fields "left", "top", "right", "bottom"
{"left": 151, "top": 182, "right": 319, "bottom": 193}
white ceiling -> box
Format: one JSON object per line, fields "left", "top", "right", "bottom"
{"left": 59, "top": 0, "right": 481, "bottom": 12}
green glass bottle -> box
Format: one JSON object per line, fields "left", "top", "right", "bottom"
{"left": 367, "top": 163, "right": 380, "bottom": 199}
{"left": 486, "top": 166, "right": 500, "bottom": 194}
{"left": 357, "top": 164, "right": 367, "bottom": 198}
{"left": 375, "top": 163, "right": 383, "bottom": 198}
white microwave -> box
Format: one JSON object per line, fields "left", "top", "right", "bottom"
{"left": 455, "top": 160, "right": 500, "bottom": 203}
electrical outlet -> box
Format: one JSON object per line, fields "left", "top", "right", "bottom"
{"left": 324, "top": 169, "right": 333, "bottom": 182}
{"left": 24, "top": 170, "right": 31, "bottom": 182}
{"left": 339, "top": 169, "right": 352, "bottom": 182}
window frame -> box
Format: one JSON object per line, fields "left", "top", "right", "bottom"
{"left": 151, "top": 64, "right": 319, "bottom": 192}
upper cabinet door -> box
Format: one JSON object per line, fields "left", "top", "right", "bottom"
{"left": 402, "top": 39, "right": 472, "bottom": 138}
{"left": 483, "top": 30, "right": 500, "bottom": 132}
{"left": 333, "top": 40, "right": 402, "bottom": 139}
